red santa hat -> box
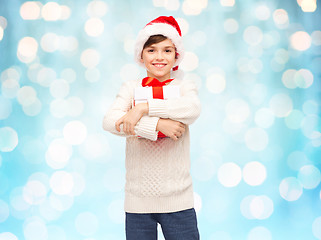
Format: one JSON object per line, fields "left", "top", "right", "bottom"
{"left": 134, "top": 16, "right": 184, "bottom": 72}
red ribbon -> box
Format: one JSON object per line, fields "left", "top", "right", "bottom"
{"left": 141, "top": 77, "right": 174, "bottom": 138}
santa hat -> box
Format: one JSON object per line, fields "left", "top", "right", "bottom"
{"left": 134, "top": 16, "right": 184, "bottom": 72}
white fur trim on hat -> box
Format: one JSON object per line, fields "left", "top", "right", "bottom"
{"left": 134, "top": 18, "right": 185, "bottom": 70}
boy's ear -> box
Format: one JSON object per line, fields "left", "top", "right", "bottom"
{"left": 140, "top": 57, "right": 144, "bottom": 63}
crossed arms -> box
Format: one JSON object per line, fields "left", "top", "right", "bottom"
{"left": 103, "top": 79, "right": 201, "bottom": 141}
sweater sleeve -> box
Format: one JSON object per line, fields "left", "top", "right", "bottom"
{"left": 102, "top": 81, "right": 159, "bottom": 141}
{"left": 148, "top": 80, "right": 201, "bottom": 125}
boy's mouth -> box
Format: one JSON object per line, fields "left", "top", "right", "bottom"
{"left": 153, "top": 63, "right": 167, "bottom": 68}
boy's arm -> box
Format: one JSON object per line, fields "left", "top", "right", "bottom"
{"left": 102, "top": 81, "right": 159, "bottom": 141}
{"left": 147, "top": 80, "right": 201, "bottom": 125}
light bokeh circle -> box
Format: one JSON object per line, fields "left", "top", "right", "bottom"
{"left": 217, "top": 162, "right": 242, "bottom": 187}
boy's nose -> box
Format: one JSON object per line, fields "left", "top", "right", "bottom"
{"left": 156, "top": 51, "right": 164, "bottom": 60}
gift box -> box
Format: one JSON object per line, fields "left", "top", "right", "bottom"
{"left": 134, "top": 85, "right": 180, "bottom": 105}
{"left": 133, "top": 85, "right": 180, "bottom": 138}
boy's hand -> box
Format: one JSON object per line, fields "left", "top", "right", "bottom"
{"left": 156, "top": 119, "right": 186, "bottom": 141}
{"left": 115, "top": 103, "right": 148, "bottom": 135}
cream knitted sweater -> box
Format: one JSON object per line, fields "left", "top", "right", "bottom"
{"left": 103, "top": 78, "right": 201, "bottom": 213}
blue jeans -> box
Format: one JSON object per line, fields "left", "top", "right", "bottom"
{"left": 126, "top": 208, "right": 200, "bottom": 240}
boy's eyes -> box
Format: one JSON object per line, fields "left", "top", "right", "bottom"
{"left": 146, "top": 49, "right": 173, "bottom": 53}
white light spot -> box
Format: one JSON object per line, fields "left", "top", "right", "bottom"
{"left": 17, "top": 37, "right": 38, "bottom": 63}
{"left": 24, "top": 218, "right": 48, "bottom": 240}
{"left": 63, "top": 121, "right": 87, "bottom": 145}
{"left": 284, "top": 109, "right": 304, "bottom": 130}
{"left": 287, "top": 151, "right": 310, "bottom": 171}
{"left": 254, "top": 108, "right": 275, "bottom": 128}
{"left": 42, "top": 2, "right": 61, "bottom": 21}
{"left": 312, "top": 216, "right": 321, "bottom": 239}
{"left": 46, "top": 138, "right": 72, "bottom": 169}
{"left": 17, "top": 86, "right": 37, "bottom": 106}
{"left": 84, "top": 18, "right": 104, "bottom": 37}
{"left": 0, "top": 232, "right": 18, "bottom": 240}
{"left": 220, "top": 0, "right": 235, "bottom": 7}
{"left": 255, "top": 5, "right": 271, "bottom": 20}
{"left": 243, "top": 26, "right": 263, "bottom": 46}
{"left": 0, "top": 16, "right": 7, "bottom": 29}
{"left": 37, "top": 67, "right": 57, "bottom": 87}
{"left": 20, "top": 1, "right": 42, "bottom": 20}
{"left": 75, "top": 212, "right": 99, "bottom": 236}
{"left": 182, "top": 0, "right": 208, "bottom": 15}
{"left": 217, "top": 162, "right": 242, "bottom": 187}
{"left": 282, "top": 69, "right": 297, "bottom": 89}
{"left": 49, "top": 193, "right": 74, "bottom": 211}
{"left": 23, "top": 180, "right": 47, "bottom": 205}
{"left": 180, "top": 52, "right": 199, "bottom": 71}
{"left": 290, "top": 31, "right": 311, "bottom": 51}
{"left": 87, "top": 0, "right": 108, "bottom": 17}
{"left": 298, "top": 165, "right": 321, "bottom": 189}
{"left": 225, "top": 99, "right": 250, "bottom": 123}
{"left": 240, "top": 195, "right": 255, "bottom": 219}
{"left": 41, "top": 33, "right": 60, "bottom": 52}
{"left": 269, "top": 93, "right": 293, "bottom": 117}
{"left": 0, "top": 127, "right": 18, "bottom": 152}
{"left": 59, "top": 5, "right": 71, "bottom": 20}
{"left": 0, "top": 26, "right": 3, "bottom": 41}
{"left": 249, "top": 195, "right": 274, "bottom": 220}
{"left": 300, "top": 0, "right": 317, "bottom": 12}
{"left": 245, "top": 128, "right": 269, "bottom": 152}
{"left": 247, "top": 226, "right": 272, "bottom": 240}
{"left": 279, "top": 177, "right": 303, "bottom": 201}
{"left": 301, "top": 115, "right": 320, "bottom": 139}
{"left": 206, "top": 74, "right": 226, "bottom": 94}
{"left": 273, "top": 9, "right": 289, "bottom": 29}
{"left": 50, "top": 171, "right": 74, "bottom": 195}
{"left": 294, "top": 69, "right": 313, "bottom": 88}
{"left": 80, "top": 49, "right": 100, "bottom": 69}
{"left": 224, "top": 18, "right": 239, "bottom": 34}
{"left": 243, "top": 162, "right": 267, "bottom": 186}
{"left": 1, "top": 78, "right": 20, "bottom": 98}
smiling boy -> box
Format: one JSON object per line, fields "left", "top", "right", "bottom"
{"left": 103, "top": 16, "right": 201, "bottom": 240}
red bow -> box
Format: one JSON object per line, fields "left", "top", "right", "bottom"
{"left": 141, "top": 77, "right": 174, "bottom": 138}
{"left": 142, "top": 77, "right": 174, "bottom": 87}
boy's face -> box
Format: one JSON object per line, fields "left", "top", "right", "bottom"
{"left": 140, "top": 39, "right": 176, "bottom": 81}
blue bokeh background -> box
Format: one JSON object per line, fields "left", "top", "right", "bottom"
{"left": 0, "top": 0, "right": 321, "bottom": 239}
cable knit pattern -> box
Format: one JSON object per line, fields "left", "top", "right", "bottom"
{"left": 103, "top": 78, "right": 201, "bottom": 213}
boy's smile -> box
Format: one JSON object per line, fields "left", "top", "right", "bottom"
{"left": 140, "top": 39, "right": 176, "bottom": 82}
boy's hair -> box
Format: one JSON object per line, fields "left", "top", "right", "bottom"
{"left": 143, "top": 34, "right": 168, "bottom": 49}
{"left": 142, "top": 34, "right": 178, "bottom": 59}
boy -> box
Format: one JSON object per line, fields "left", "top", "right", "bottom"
{"left": 103, "top": 16, "right": 201, "bottom": 240}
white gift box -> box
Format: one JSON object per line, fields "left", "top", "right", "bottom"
{"left": 133, "top": 85, "right": 180, "bottom": 105}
